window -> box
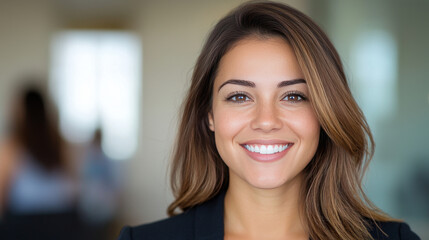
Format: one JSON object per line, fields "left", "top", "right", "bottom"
{"left": 50, "top": 31, "right": 141, "bottom": 160}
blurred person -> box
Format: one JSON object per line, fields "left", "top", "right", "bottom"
{"left": 78, "top": 128, "right": 121, "bottom": 239}
{"left": 117, "top": 2, "right": 420, "bottom": 240}
{"left": 0, "top": 84, "right": 78, "bottom": 239}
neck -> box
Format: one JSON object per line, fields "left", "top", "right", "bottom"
{"left": 224, "top": 174, "right": 308, "bottom": 240}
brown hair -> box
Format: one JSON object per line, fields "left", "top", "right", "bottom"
{"left": 13, "top": 86, "right": 64, "bottom": 170}
{"left": 168, "top": 1, "right": 394, "bottom": 239}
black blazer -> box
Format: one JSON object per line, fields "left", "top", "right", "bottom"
{"left": 118, "top": 191, "right": 420, "bottom": 240}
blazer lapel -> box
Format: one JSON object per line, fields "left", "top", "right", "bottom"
{"left": 194, "top": 190, "right": 226, "bottom": 240}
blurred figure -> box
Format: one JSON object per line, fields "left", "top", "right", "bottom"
{"left": 0, "top": 84, "right": 78, "bottom": 239}
{"left": 78, "top": 128, "right": 121, "bottom": 239}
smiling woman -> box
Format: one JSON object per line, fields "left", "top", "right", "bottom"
{"left": 118, "top": 1, "right": 420, "bottom": 240}
{"left": 209, "top": 37, "right": 320, "bottom": 195}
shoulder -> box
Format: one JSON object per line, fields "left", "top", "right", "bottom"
{"left": 0, "top": 139, "right": 20, "bottom": 180}
{"left": 368, "top": 220, "right": 421, "bottom": 240}
{"left": 0, "top": 139, "right": 19, "bottom": 161}
{"left": 117, "top": 208, "right": 196, "bottom": 240}
{"left": 117, "top": 191, "right": 226, "bottom": 240}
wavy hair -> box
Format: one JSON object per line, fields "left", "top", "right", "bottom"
{"left": 168, "top": 1, "right": 393, "bottom": 239}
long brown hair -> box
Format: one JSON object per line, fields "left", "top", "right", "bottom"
{"left": 13, "top": 86, "right": 64, "bottom": 170}
{"left": 168, "top": 1, "right": 393, "bottom": 239}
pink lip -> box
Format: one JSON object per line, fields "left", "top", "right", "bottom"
{"left": 240, "top": 141, "right": 293, "bottom": 163}
{"left": 242, "top": 139, "right": 291, "bottom": 145}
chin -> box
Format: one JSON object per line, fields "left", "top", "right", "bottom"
{"left": 242, "top": 168, "right": 306, "bottom": 191}
{"left": 246, "top": 175, "right": 291, "bottom": 190}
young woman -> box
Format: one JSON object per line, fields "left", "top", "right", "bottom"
{"left": 118, "top": 1, "right": 420, "bottom": 239}
{"left": 0, "top": 86, "right": 75, "bottom": 216}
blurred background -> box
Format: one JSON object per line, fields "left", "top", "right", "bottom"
{"left": 0, "top": 0, "right": 427, "bottom": 239}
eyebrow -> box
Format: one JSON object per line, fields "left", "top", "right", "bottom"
{"left": 218, "top": 79, "right": 255, "bottom": 92}
{"left": 277, "top": 78, "right": 306, "bottom": 88}
{"left": 218, "top": 78, "right": 306, "bottom": 92}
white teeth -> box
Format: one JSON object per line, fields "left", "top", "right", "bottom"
{"left": 260, "top": 145, "right": 267, "bottom": 154}
{"left": 274, "top": 145, "right": 279, "bottom": 152}
{"left": 244, "top": 144, "right": 290, "bottom": 154}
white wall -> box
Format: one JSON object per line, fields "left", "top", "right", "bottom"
{"left": 0, "top": 0, "right": 56, "bottom": 134}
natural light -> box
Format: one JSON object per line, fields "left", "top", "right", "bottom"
{"left": 50, "top": 31, "right": 141, "bottom": 160}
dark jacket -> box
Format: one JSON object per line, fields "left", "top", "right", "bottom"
{"left": 118, "top": 191, "right": 420, "bottom": 240}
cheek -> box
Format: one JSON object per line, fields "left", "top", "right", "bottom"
{"left": 213, "top": 108, "right": 248, "bottom": 137}
{"left": 212, "top": 107, "right": 249, "bottom": 165}
{"left": 287, "top": 108, "right": 320, "bottom": 146}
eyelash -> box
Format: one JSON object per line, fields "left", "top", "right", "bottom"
{"left": 281, "top": 91, "right": 308, "bottom": 103}
{"left": 225, "top": 91, "right": 308, "bottom": 103}
{"left": 225, "top": 91, "right": 251, "bottom": 103}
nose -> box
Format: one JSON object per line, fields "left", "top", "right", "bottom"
{"left": 250, "top": 102, "right": 283, "bottom": 132}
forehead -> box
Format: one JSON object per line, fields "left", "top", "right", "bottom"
{"left": 215, "top": 36, "right": 303, "bottom": 85}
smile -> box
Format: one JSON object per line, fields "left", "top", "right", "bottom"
{"left": 243, "top": 144, "right": 290, "bottom": 155}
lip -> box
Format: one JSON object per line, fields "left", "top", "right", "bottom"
{"left": 240, "top": 140, "right": 293, "bottom": 163}
{"left": 242, "top": 139, "right": 291, "bottom": 145}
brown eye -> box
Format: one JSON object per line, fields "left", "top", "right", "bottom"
{"left": 282, "top": 92, "right": 307, "bottom": 103}
{"left": 227, "top": 93, "right": 251, "bottom": 103}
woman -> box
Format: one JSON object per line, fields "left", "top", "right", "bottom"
{"left": 118, "top": 1, "right": 420, "bottom": 239}
{"left": 0, "top": 86, "right": 75, "bottom": 216}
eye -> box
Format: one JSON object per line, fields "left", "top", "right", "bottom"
{"left": 282, "top": 92, "right": 307, "bottom": 103}
{"left": 226, "top": 92, "right": 252, "bottom": 103}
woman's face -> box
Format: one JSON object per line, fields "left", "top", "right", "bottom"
{"left": 209, "top": 37, "right": 320, "bottom": 190}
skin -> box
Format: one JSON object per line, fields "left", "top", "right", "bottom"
{"left": 208, "top": 36, "right": 320, "bottom": 240}
{"left": 0, "top": 139, "right": 19, "bottom": 215}
{"left": 0, "top": 99, "right": 22, "bottom": 215}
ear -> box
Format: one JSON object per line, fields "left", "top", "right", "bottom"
{"left": 208, "top": 111, "right": 215, "bottom": 132}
